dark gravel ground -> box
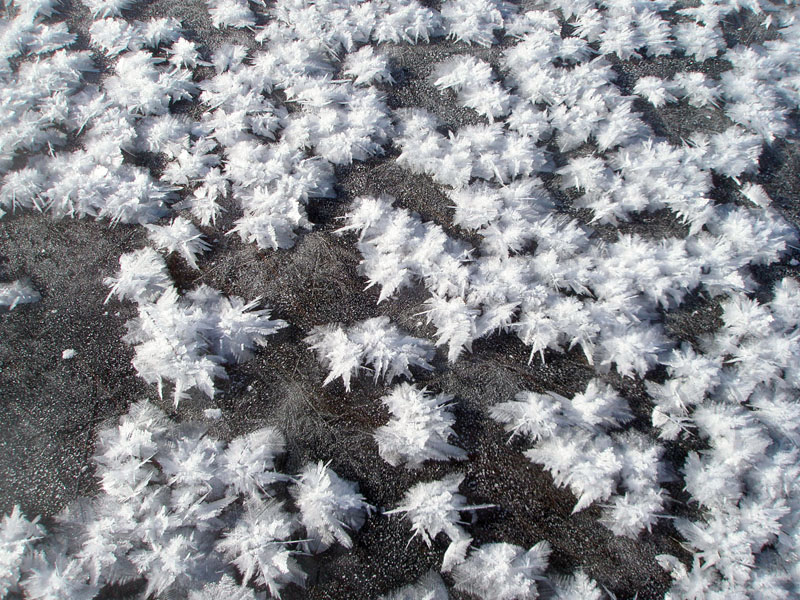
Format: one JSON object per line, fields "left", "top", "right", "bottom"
{"left": 1, "top": 3, "right": 799, "bottom": 599}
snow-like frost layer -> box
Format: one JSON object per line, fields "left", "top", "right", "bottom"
{"left": 2, "top": 0, "right": 800, "bottom": 596}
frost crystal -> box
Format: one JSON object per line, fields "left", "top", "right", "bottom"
{"left": 386, "top": 473, "right": 489, "bottom": 548}
{"left": 451, "top": 541, "right": 550, "bottom": 600}
{"left": 343, "top": 46, "right": 394, "bottom": 86}
{"left": 188, "top": 575, "right": 263, "bottom": 600}
{"left": 0, "top": 279, "right": 41, "bottom": 310}
{"left": 550, "top": 569, "right": 603, "bottom": 599}
{"left": 379, "top": 570, "right": 449, "bottom": 600}
{"left": 0, "top": 507, "right": 45, "bottom": 596}
{"left": 375, "top": 383, "right": 466, "bottom": 468}
{"left": 146, "top": 216, "right": 210, "bottom": 269}
{"left": 291, "top": 461, "right": 372, "bottom": 552}
{"left": 216, "top": 500, "right": 303, "bottom": 596}
{"left": 108, "top": 251, "right": 286, "bottom": 405}
{"left": 305, "top": 317, "right": 434, "bottom": 391}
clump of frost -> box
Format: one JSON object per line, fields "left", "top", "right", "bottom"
{"left": 338, "top": 195, "right": 473, "bottom": 303}
{"left": 549, "top": 569, "right": 603, "bottom": 599}
{"left": 647, "top": 343, "right": 722, "bottom": 441}
{"left": 491, "top": 380, "right": 667, "bottom": 533}
{"left": 343, "top": 46, "right": 394, "bottom": 86}
{"left": 187, "top": 575, "right": 263, "bottom": 600}
{"left": 82, "top": 0, "right": 138, "bottom": 18}
{"left": 432, "top": 55, "right": 512, "bottom": 119}
{"left": 673, "top": 22, "right": 724, "bottom": 62}
{"left": 217, "top": 140, "right": 335, "bottom": 249}
{"left": 305, "top": 317, "right": 434, "bottom": 391}
{"left": 2, "top": 401, "right": 305, "bottom": 598}
{"left": 104, "top": 50, "right": 196, "bottom": 116}
{"left": 701, "top": 126, "right": 764, "bottom": 179}
{"left": 166, "top": 37, "right": 209, "bottom": 69}
{"left": 206, "top": 0, "right": 256, "bottom": 28}
{"left": 633, "top": 76, "right": 678, "bottom": 107}
{"left": 106, "top": 249, "right": 286, "bottom": 405}
{"left": 293, "top": 87, "right": 392, "bottom": 164}
{"left": 146, "top": 216, "right": 210, "bottom": 269}
{"left": 291, "top": 461, "right": 373, "bottom": 552}
{"left": 491, "top": 380, "right": 632, "bottom": 443}
{"left": 371, "top": 0, "right": 443, "bottom": 44}
{"left": 215, "top": 499, "right": 303, "bottom": 596}
{"left": 374, "top": 383, "right": 466, "bottom": 468}
{"left": 0, "top": 168, "right": 45, "bottom": 216}
{"left": 651, "top": 277, "right": 800, "bottom": 596}
{"left": 0, "top": 43, "right": 175, "bottom": 224}
{"left": 379, "top": 571, "right": 449, "bottom": 600}
{"left": 0, "top": 506, "right": 45, "bottom": 596}
{"left": 104, "top": 247, "right": 172, "bottom": 304}
{"left": 440, "top": 0, "right": 514, "bottom": 47}
{"left": 89, "top": 17, "right": 181, "bottom": 56}
{"left": 444, "top": 178, "right": 558, "bottom": 256}
{"left": 396, "top": 109, "right": 549, "bottom": 188}
{"left": 217, "top": 426, "right": 286, "bottom": 498}
{"left": 740, "top": 182, "right": 772, "bottom": 208}
{"left": 671, "top": 72, "right": 721, "bottom": 107}
{"left": 386, "top": 474, "right": 491, "bottom": 572}
{"left": 0, "top": 279, "right": 40, "bottom": 310}
{"left": 20, "top": 549, "right": 99, "bottom": 600}
{"left": 451, "top": 541, "right": 550, "bottom": 600}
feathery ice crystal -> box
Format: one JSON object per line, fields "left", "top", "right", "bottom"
{"left": 374, "top": 383, "right": 466, "bottom": 469}
{"left": 305, "top": 317, "right": 434, "bottom": 391}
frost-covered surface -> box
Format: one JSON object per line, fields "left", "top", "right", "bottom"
{"left": 1, "top": 0, "right": 800, "bottom": 598}
{"left": 0, "top": 401, "right": 372, "bottom": 599}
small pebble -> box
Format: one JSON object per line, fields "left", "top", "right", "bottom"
{"left": 62, "top": 349, "right": 76, "bottom": 360}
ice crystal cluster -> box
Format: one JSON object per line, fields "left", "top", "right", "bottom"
{"left": 3, "top": 0, "right": 800, "bottom": 596}
{"left": 0, "top": 401, "right": 371, "bottom": 599}
{"left": 105, "top": 247, "right": 287, "bottom": 406}
{"left": 385, "top": 473, "right": 493, "bottom": 572}
{"left": 305, "top": 317, "right": 434, "bottom": 391}
{"left": 374, "top": 383, "right": 467, "bottom": 468}
{"left": 0, "top": 280, "right": 40, "bottom": 310}
{"left": 491, "top": 379, "right": 668, "bottom": 536}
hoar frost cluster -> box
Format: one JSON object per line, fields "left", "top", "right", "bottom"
{"left": 105, "top": 247, "right": 287, "bottom": 405}
{"left": 3, "top": 0, "right": 800, "bottom": 596}
{"left": 0, "top": 402, "right": 371, "bottom": 599}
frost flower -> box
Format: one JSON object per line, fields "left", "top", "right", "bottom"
{"left": 146, "top": 216, "right": 210, "bottom": 269}
{"left": 305, "top": 317, "right": 434, "bottom": 391}
{"left": 374, "top": 383, "right": 466, "bottom": 468}
{"left": 451, "top": 541, "right": 551, "bottom": 600}
{"left": 291, "top": 461, "right": 373, "bottom": 552}
{"left": 0, "top": 280, "right": 40, "bottom": 310}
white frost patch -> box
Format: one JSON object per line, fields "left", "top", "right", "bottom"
{"left": 451, "top": 540, "right": 550, "bottom": 600}
{"left": 0, "top": 280, "right": 41, "bottom": 310}
{"left": 105, "top": 248, "right": 287, "bottom": 406}
{"left": 305, "top": 317, "right": 434, "bottom": 391}
{"left": 374, "top": 383, "right": 466, "bottom": 468}
{"left": 203, "top": 407, "right": 222, "bottom": 420}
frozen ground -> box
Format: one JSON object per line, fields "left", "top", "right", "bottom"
{"left": 1, "top": 0, "right": 800, "bottom": 598}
